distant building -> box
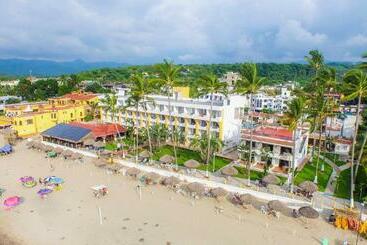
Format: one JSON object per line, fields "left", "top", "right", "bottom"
{"left": 1, "top": 92, "right": 98, "bottom": 137}
{"left": 0, "top": 96, "right": 22, "bottom": 111}
{"left": 324, "top": 113, "right": 356, "bottom": 139}
{"left": 220, "top": 72, "right": 241, "bottom": 90}
{"left": 251, "top": 86, "right": 293, "bottom": 112}
{"left": 0, "top": 80, "right": 19, "bottom": 87}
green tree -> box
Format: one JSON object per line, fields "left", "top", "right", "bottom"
{"left": 100, "top": 93, "right": 123, "bottom": 146}
{"left": 190, "top": 133, "right": 223, "bottom": 168}
{"left": 343, "top": 68, "right": 367, "bottom": 207}
{"left": 150, "top": 124, "right": 169, "bottom": 148}
{"left": 16, "top": 79, "right": 34, "bottom": 100}
{"left": 197, "top": 74, "right": 228, "bottom": 170}
{"left": 155, "top": 60, "right": 181, "bottom": 168}
{"left": 33, "top": 79, "right": 59, "bottom": 100}
{"left": 283, "top": 97, "right": 307, "bottom": 192}
{"left": 233, "top": 63, "right": 266, "bottom": 185}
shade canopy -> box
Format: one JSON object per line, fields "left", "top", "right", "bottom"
{"left": 61, "top": 150, "right": 74, "bottom": 157}
{"left": 126, "top": 167, "right": 140, "bottom": 177}
{"left": 54, "top": 147, "right": 64, "bottom": 154}
{"left": 161, "top": 176, "right": 181, "bottom": 187}
{"left": 262, "top": 174, "right": 280, "bottom": 185}
{"left": 210, "top": 187, "right": 228, "bottom": 198}
{"left": 184, "top": 159, "right": 200, "bottom": 169}
{"left": 299, "top": 181, "right": 318, "bottom": 193}
{"left": 186, "top": 182, "right": 206, "bottom": 196}
{"left": 221, "top": 166, "right": 238, "bottom": 176}
{"left": 159, "top": 155, "right": 175, "bottom": 164}
{"left": 299, "top": 206, "right": 319, "bottom": 219}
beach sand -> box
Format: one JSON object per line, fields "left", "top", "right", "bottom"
{"left": 0, "top": 139, "right": 363, "bottom": 245}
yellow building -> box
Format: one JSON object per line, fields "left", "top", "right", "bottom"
{"left": 3, "top": 92, "right": 99, "bottom": 137}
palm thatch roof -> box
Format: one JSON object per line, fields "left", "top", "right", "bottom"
{"left": 84, "top": 138, "right": 95, "bottom": 146}
{"left": 299, "top": 181, "right": 318, "bottom": 193}
{"left": 144, "top": 172, "right": 161, "bottom": 183}
{"left": 93, "top": 159, "right": 107, "bottom": 168}
{"left": 184, "top": 159, "right": 200, "bottom": 169}
{"left": 159, "top": 155, "right": 175, "bottom": 164}
{"left": 161, "top": 176, "right": 181, "bottom": 187}
{"left": 70, "top": 152, "right": 82, "bottom": 160}
{"left": 140, "top": 150, "right": 152, "bottom": 158}
{"left": 221, "top": 166, "right": 238, "bottom": 176}
{"left": 106, "top": 164, "right": 123, "bottom": 172}
{"left": 186, "top": 182, "right": 206, "bottom": 196}
{"left": 126, "top": 167, "right": 140, "bottom": 177}
{"left": 44, "top": 145, "right": 54, "bottom": 152}
{"left": 299, "top": 206, "right": 319, "bottom": 219}
{"left": 262, "top": 174, "right": 280, "bottom": 185}
{"left": 268, "top": 200, "right": 287, "bottom": 212}
{"left": 93, "top": 141, "right": 105, "bottom": 148}
{"left": 61, "top": 150, "right": 74, "bottom": 158}
{"left": 54, "top": 147, "right": 64, "bottom": 154}
{"left": 239, "top": 193, "right": 255, "bottom": 205}
{"left": 26, "top": 141, "right": 34, "bottom": 148}
{"left": 210, "top": 187, "right": 228, "bottom": 198}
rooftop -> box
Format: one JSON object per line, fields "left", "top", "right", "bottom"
{"left": 69, "top": 122, "right": 126, "bottom": 139}
{"left": 54, "top": 92, "right": 98, "bottom": 101}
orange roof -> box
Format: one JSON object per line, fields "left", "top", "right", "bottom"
{"left": 242, "top": 126, "right": 295, "bottom": 147}
{"left": 335, "top": 138, "right": 352, "bottom": 145}
{"left": 57, "top": 92, "right": 97, "bottom": 101}
{"left": 69, "top": 122, "right": 126, "bottom": 139}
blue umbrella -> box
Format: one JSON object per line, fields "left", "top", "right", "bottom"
{"left": 37, "top": 188, "right": 53, "bottom": 196}
{"left": 50, "top": 177, "right": 64, "bottom": 185}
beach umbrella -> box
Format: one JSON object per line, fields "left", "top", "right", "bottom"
{"left": 184, "top": 159, "right": 200, "bottom": 169}
{"left": 70, "top": 152, "right": 82, "bottom": 160}
{"left": 262, "top": 174, "right": 280, "bottom": 185}
{"left": 126, "top": 167, "right": 140, "bottom": 177}
{"left": 299, "top": 206, "right": 319, "bottom": 219}
{"left": 140, "top": 150, "right": 152, "bottom": 158}
{"left": 186, "top": 182, "right": 206, "bottom": 196}
{"left": 19, "top": 176, "right": 34, "bottom": 183}
{"left": 144, "top": 172, "right": 161, "bottom": 184}
{"left": 93, "top": 141, "right": 105, "bottom": 148}
{"left": 26, "top": 141, "right": 34, "bottom": 148}
{"left": 106, "top": 164, "right": 123, "bottom": 172}
{"left": 239, "top": 193, "right": 255, "bottom": 205}
{"left": 32, "top": 142, "right": 41, "bottom": 149}
{"left": 161, "top": 176, "right": 181, "bottom": 187}
{"left": 84, "top": 138, "right": 95, "bottom": 146}
{"left": 44, "top": 145, "right": 54, "bottom": 152}
{"left": 299, "top": 181, "right": 318, "bottom": 194}
{"left": 47, "top": 151, "right": 57, "bottom": 158}
{"left": 267, "top": 200, "right": 288, "bottom": 212}
{"left": 50, "top": 177, "right": 64, "bottom": 185}
{"left": 61, "top": 150, "right": 74, "bottom": 158}
{"left": 159, "top": 155, "right": 175, "bottom": 164}
{"left": 221, "top": 166, "right": 239, "bottom": 176}
{"left": 93, "top": 159, "right": 107, "bottom": 168}
{"left": 4, "top": 196, "right": 22, "bottom": 207}
{"left": 37, "top": 188, "right": 53, "bottom": 196}
{"left": 210, "top": 187, "right": 228, "bottom": 198}
{"left": 54, "top": 147, "right": 63, "bottom": 154}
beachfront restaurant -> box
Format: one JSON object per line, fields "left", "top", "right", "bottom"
{"left": 41, "top": 124, "right": 92, "bottom": 148}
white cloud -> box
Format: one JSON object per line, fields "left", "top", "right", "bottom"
{"left": 0, "top": 0, "right": 365, "bottom": 63}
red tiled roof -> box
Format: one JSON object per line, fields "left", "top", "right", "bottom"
{"left": 335, "top": 138, "right": 352, "bottom": 145}
{"left": 253, "top": 126, "right": 293, "bottom": 140}
{"left": 58, "top": 92, "right": 97, "bottom": 101}
{"left": 69, "top": 122, "right": 126, "bottom": 139}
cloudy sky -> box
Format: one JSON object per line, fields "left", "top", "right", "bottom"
{"left": 0, "top": 0, "right": 366, "bottom": 64}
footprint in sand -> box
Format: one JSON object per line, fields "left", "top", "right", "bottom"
{"left": 122, "top": 226, "right": 127, "bottom": 230}
{"left": 123, "top": 218, "right": 130, "bottom": 221}
{"left": 155, "top": 224, "right": 159, "bottom": 227}
{"left": 143, "top": 222, "right": 148, "bottom": 225}
{"left": 139, "top": 238, "right": 144, "bottom": 242}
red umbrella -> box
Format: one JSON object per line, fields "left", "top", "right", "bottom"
{"left": 4, "top": 196, "right": 22, "bottom": 208}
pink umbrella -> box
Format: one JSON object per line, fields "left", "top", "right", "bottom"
{"left": 19, "top": 176, "right": 34, "bottom": 183}
{"left": 4, "top": 196, "right": 22, "bottom": 208}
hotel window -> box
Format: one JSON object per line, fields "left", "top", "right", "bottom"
{"left": 70, "top": 113, "right": 74, "bottom": 118}
{"left": 26, "top": 119, "right": 33, "bottom": 125}
{"left": 80, "top": 112, "right": 83, "bottom": 117}
{"left": 19, "top": 121, "right": 22, "bottom": 126}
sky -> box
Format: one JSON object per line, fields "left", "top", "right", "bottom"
{"left": 0, "top": 0, "right": 366, "bottom": 64}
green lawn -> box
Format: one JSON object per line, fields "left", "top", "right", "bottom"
{"left": 234, "top": 166, "right": 265, "bottom": 181}
{"left": 334, "top": 166, "right": 367, "bottom": 202}
{"left": 294, "top": 158, "right": 333, "bottom": 192}
{"left": 321, "top": 152, "right": 346, "bottom": 167}
{"left": 151, "top": 145, "right": 231, "bottom": 172}
{"left": 105, "top": 142, "right": 117, "bottom": 151}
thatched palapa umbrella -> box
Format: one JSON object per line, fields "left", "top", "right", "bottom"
{"left": 161, "top": 176, "right": 181, "bottom": 187}
{"left": 299, "top": 206, "right": 319, "bottom": 219}
{"left": 184, "top": 159, "right": 200, "bottom": 169}
{"left": 210, "top": 187, "right": 228, "bottom": 198}
{"left": 186, "top": 182, "right": 206, "bottom": 196}
{"left": 84, "top": 138, "right": 95, "bottom": 146}
{"left": 70, "top": 152, "right": 82, "bottom": 160}
{"left": 299, "top": 181, "right": 318, "bottom": 194}
{"left": 54, "top": 147, "right": 63, "bottom": 154}
{"left": 268, "top": 200, "right": 287, "bottom": 212}
{"left": 221, "top": 166, "right": 239, "bottom": 176}
{"left": 93, "top": 141, "right": 105, "bottom": 148}
{"left": 61, "top": 150, "right": 74, "bottom": 158}
{"left": 126, "top": 167, "right": 140, "bottom": 177}
{"left": 26, "top": 141, "right": 34, "bottom": 148}
{"left": 93, "top": 159, "right": 107, "bottom": 168}
{"left": 140, "top": 150, "right": 152, "bottom": 158}
{"left": 239, "top": 193, "right": 255, "bottom": 205}
{"left": 262, "top": 174, "right": 280, "bottom": 185}
{"left": 44, "top": 145, "right": 54, "bottom": 152}
{"left": 106, "top": 164, "right": 123, "bottom": 172}
{"left": 144, "top": 172, "right": 161, "bottom": 184}
{"left": 159, "top": 155, "right": 175, "bottom": 164}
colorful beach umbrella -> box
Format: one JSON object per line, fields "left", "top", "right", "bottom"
{"left": 19, "top": 176, "right": 34, "bottom": 183}
{"left": 37, "top": 188, "right": 53, "bottom": 196}
{"left": 4, "top": 196, "right": 22, "bottom": 207}
{"left": 50, "top": 177, "right": 64, "bottom": 185}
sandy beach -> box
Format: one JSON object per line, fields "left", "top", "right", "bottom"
{"left": 0, "top": 139, "right": 363, "bottom": 245}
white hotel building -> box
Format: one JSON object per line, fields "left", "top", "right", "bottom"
{"left": 101, "top": 87, "right": 250, "bottom": 150}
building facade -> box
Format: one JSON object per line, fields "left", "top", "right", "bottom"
{"left": 101, "top": 87, "right": 249, "bottom": 149}
{"left": 252, "top": 87, "right": 293, "bottom": 112}
{"left": 1, "top": 92, "right": 98, "bottom": 137}
{"left": 241, "top": 126, "right": 309, "bottom": 174}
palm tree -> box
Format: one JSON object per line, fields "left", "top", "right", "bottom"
{"left": 233, "top": 63, "right": 266, "bottom": 185}
{"left": 155, "top": 60, "right": 181, "bottom": 168}
{"left": 237, "top": 142, "right": 252, "bottom": 176}
{"left": 190, "top": 133, "right": 223, "bottom": 169}
{"left": 100, "top": 93, "right": 122, "bottom": 141}
{"left": 261, "top": 146, "right": 273, "bottom": 177}
{"left": 197, "top": 74, "right": 228, "bottom": 172}
{"left": 283, "top": 97, "right": 306, "bottom": 192}
{"left": 129, "top": 73, "right": 154, "bottom": 156}
{"left": 150, "top": 124, "right": 169, "bottom": 148}
{"left": 343, "top": 68, "right": 367, "bottom": 208}
{"left": 359, "top": 52, "right": 367, "bottom": 70}
{"left": 304, "top": 50, "right": 324, "bottom": 79}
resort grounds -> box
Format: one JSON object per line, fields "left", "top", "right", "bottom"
{"left": 0, "top": 137, "right": 363, "bottom": 245}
